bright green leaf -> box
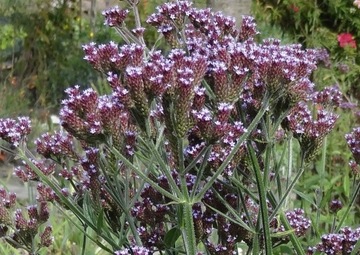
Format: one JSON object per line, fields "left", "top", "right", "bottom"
{"left": 164, "top": 227, "right": 182, "bottom": 248}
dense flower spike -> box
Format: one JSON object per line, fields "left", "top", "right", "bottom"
{"left": 280, "top": 209, "right": 311, "bottom": 237}
{"left": 239, "top": 16, "right": 258, "bottom": 41}
{"left": 35, "top": 131, "right": 79, "bottom": 161}
{"left": 102, "top": 6, "right": 129, "bottom": 27}
{"left": 329, "top": 199, "right": 343, "bottom": 214}
{"left": 0, "top": 194, "right": 52, "bottom": 252}
{"left": 40, "top": 226, "right": 53, "bottom": 247}
{"left": 14, "top": 159, "right": 55, "bottom": 182}
{"left": 285, "top": 102, "right": 338, "bottom": 161}
{"left": 0, "top": 188, "right": 16, "bottom": 226}
{"left": 0, "top": 117, "right": 31, "bottom": 147}
{"left": 309, "top": 227, "right": 360, "bottom": 254}
{"left": 345, "top": 127, "right": 360, "bottom": 164}
{"left": 311, "top": 85, "right": 343, "bottom": 107}
{"left": 114, "top": 246, "right": 152, "bottom": 255}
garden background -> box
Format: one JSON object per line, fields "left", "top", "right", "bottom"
{"left": 0, "top": 0, "right": 360, "bottom": 254}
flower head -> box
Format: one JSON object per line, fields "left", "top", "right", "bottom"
{"left": 102, "top": 6, "right": 129, "bottom": 27}
{"left": 345, "top": 127, "right": 360, "bottom": 164}
{"left": 329, "top": 199, "right": 343, "bottom": 214}
{"left": 0, "top": 117, "right": 31, "bottom": 147}
{"left": 289, "top": 4, "right": 300, "bottom": 13}
{"left": 354, "top": 0, "right": 360, "bottom": 9}
{"left": 337, "top": 33, "right": 357, "bottom": 49}
{"left": 311, "top": 227, "right": 360, "bottom": 254}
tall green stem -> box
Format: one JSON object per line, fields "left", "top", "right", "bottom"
{"left": 320, "top": 136, "right": 327, "bottom": 179}
{"left": 335, "top": 180, "right": 360, "bottom": 232}
{"left": 285, "top": 136, "right": 293, "bottom": 209}
{"left": 182, "top": 203, "right": 197, "bottom": 255}
{"left": 247, "top": 142, "right": 273, "bottom": 254}
{"left": 195, "top": 96, "right": 271, "bottom": 202}
{"left": 177, "top": 138, "right": 197, "bottom": 254}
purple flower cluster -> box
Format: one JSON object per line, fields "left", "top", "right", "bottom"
{"left": 329, "top": 199, "right": 343, "bottom": 214}
{"left": 277, "top": 209, "right": 311, "bottom": 237}
{"left": 147, "top": 1, "right": 193, "bottom": 44}
{"left": 60, "top": 86, "right": 136, "bottom": 154}
{"left": 81, "top": 0, "right": 335, "bottom": 174}
{"left": 0, "top": 188, "right": 16, "bottom": 227}
{"left": 0, "top": 187, "right": 52, "bottom": 250}
{"left": 308, "top": 227, "right": 360, "bottom": 254}
{"left": 35, "top": 131, "right": 78, "bottom": 161}
{"left": 311, "top": 85, "right": 343, "bottom": 107}
{"left": 345, "top": 127, "right": 360, "bottom": 165}
{"left": 286, "top": 102, "right": 338, "bottom": 139}
{"left": 14, "top": 159, "right": 55, "bottom": 182}
{"left": 12, "top": 204, "right": 52, "bottom": 248}
{"left": 284, "top": 102, "right": 338, "bottom": 161}
{"left": 83, "top": 42, "right": 144, "bottom": 73}
{"left": 102, "top": 6, "right": 129, "bottom": 27}
{"left": 0, "top": 117, "right": 31, "bottom": 147}
{"left": 114, "top": 245, "right": 151, "bottom": 255}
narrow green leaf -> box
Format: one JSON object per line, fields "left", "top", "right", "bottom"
{"left": 56, "top": 206, "right": 114, "bottom": 253}
{"left": 185, "top": 144, "right": 212, "bottom": 174}
{"left": 229, "top": 176, "right": 258, "bottom": 202}
{"left": 276, "top": 245, "right": 296, "bottom": 254}
{"left": 270, "top": 229, "right": 295, "bottom": 238}
{"left": 164, "top": 227, "right": 182, "bottom": 248}
{"left": 83, "top": 192, "right": 95, "bottom": 223}
{"left": 108, "top": 145, "right": 181, "bottom": 202}
{"left": 293, "top": 189, "right": 316, "bottom": 207}
{"left": 212, "top": 188, "right": 256, "bottom": 233}
{"left": 247, "top": 141, "right": 273, "bottom": 254}
{"left": 190, "top": 145, "right": 212, "bottom": 199}
{"left": 137, "top": 137, "right": 183, "bottom": 198}
{"left": 205, "top": 203, "right": 255, "bottom": 234}
{"left": 350, "top": 237, "right": 360, "bottom": 255}
{"left": 96, "top": 209, "right": 105, "bottom": 233}
{"left": 270, "top": 166, "right": 305, "bottom": 220}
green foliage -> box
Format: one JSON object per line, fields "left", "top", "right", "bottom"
{"left": 253, "top": 0, "right": 360, "bottom": 253}
{"left": 0, "top": 0, "right": 118, "bottom": 112}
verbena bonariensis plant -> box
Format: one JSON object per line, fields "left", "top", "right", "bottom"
{"left": 0, "top": 1, "right": 360, "bottom": 254}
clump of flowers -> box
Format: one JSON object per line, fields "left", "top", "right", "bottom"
{"left": 337, "top": 33, "right": 357, "bottom": 49}
{"left": 345, "top": 127, "right": 360, "bottom": 165}
{"left": 0, "top": 187, "right": 52, "bottom": 253}
{"left": 0, "top": 1, "right": 357, "bottom": 254}
{"left": 0, "top": 117, "right": 31, "bottom": 147}
{"left": 329, "top": 199, "right": 343, "bottom": 214}
{"left": 354, "top": 0, "right": 360, "bottom": 9}
{"left": 280, "top": 209, "right": 311, "bottom": 237}
{"left": 308, "top": 227, "right": 360, "bottom": 255}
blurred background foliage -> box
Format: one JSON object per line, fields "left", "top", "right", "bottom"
{"left": 0, "top": 0, "right": 209, "bottom": 118}
{"left": 0, "top": 0, "right": 120, "bottom": 117}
